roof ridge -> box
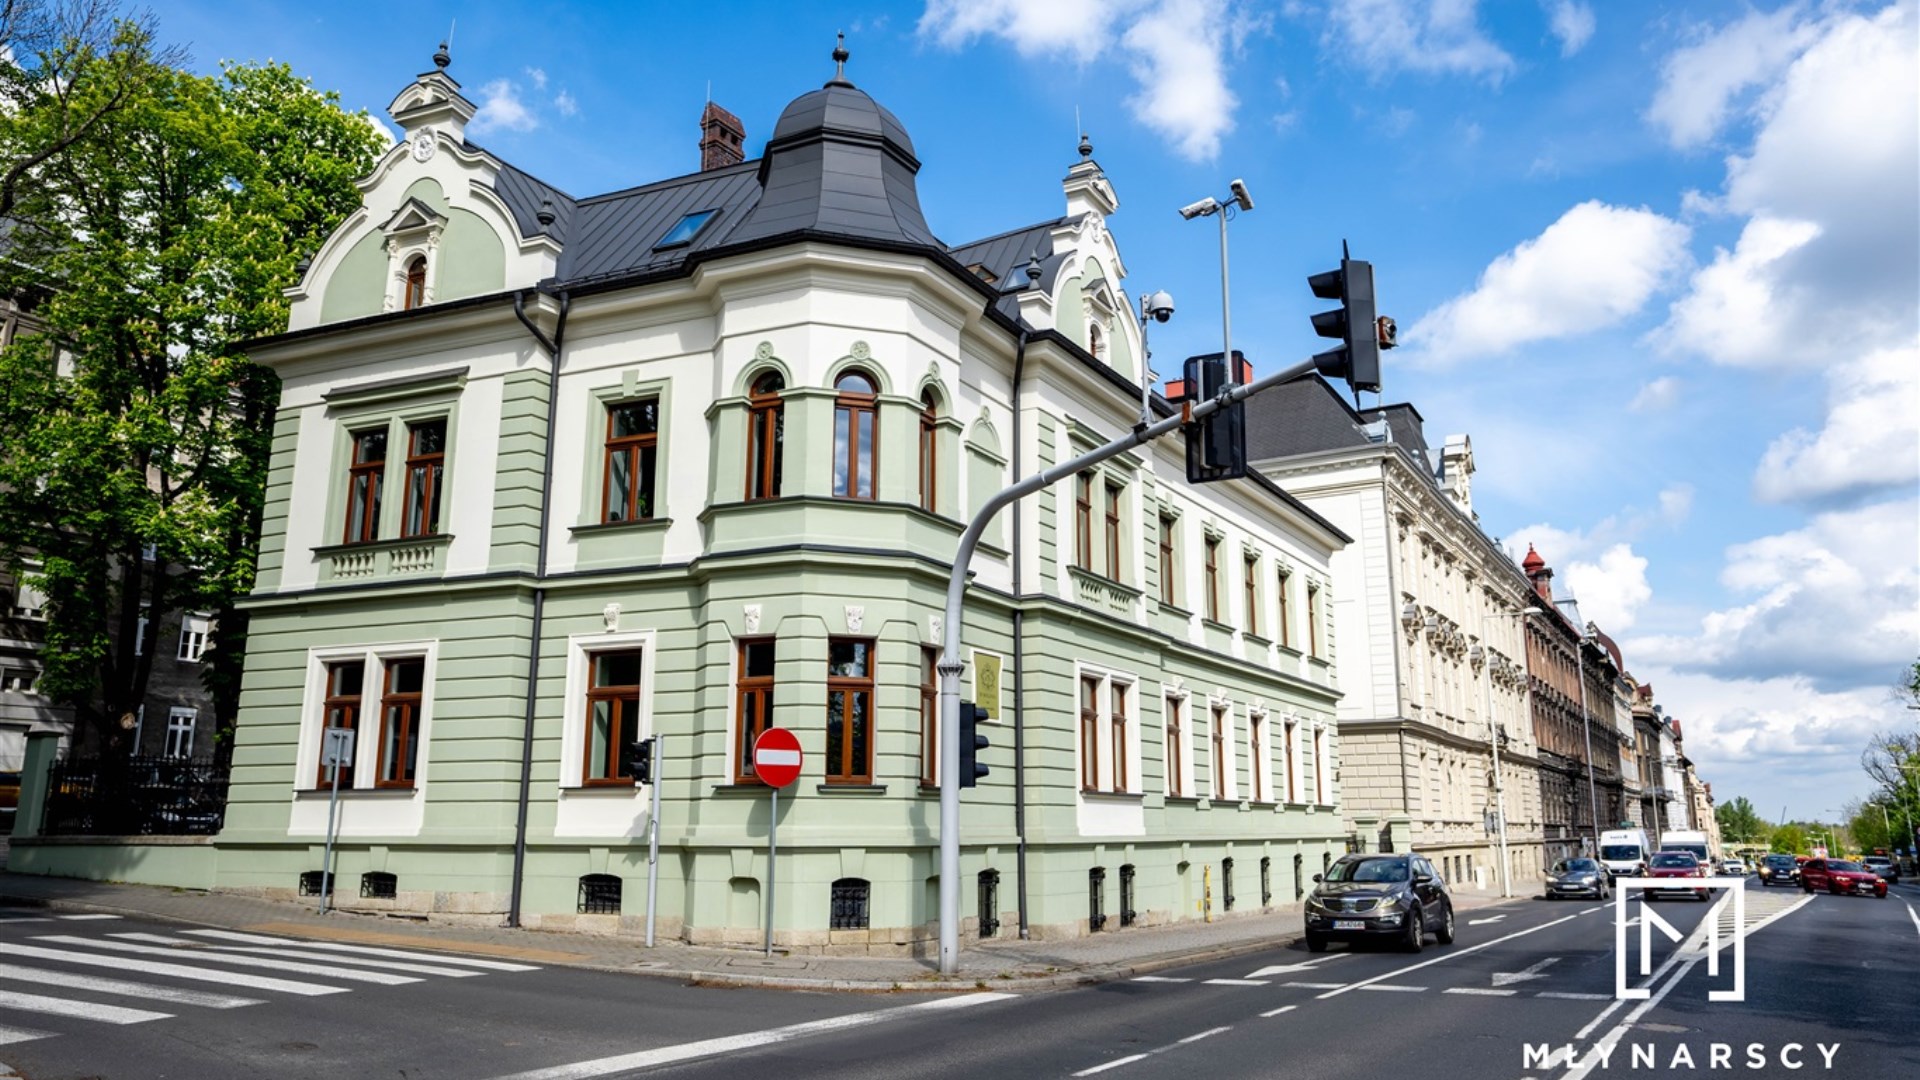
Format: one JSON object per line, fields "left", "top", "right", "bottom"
{"left": 576, "top": 159, "right": 763, "bottom": 207}
{"left": 950, "top": 216, "right": 1070, "bottom": 254}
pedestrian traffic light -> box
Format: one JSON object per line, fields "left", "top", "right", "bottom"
{"left": 623, "top": 735, "right": 655, "bottom": 785}
{"left": 1308, "top": 243, "right": 1390, "bottom": 394}
{"left": 958, "top": 701, "right": 990, "bottom": 788}
{"left": 1182, "top": 351, "right": 1247, "bottom": 484}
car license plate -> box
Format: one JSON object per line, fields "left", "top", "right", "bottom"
{"left": 1333, "top": 920, "right": 1364, "bottom": 930}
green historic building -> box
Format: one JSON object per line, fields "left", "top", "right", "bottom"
{"left": 14, "top": 46, "right": 1352, "bottom": 951}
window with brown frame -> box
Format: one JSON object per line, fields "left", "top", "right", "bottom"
{"left": 319, "top": 660, "right": 364, "bottom": 787}
{"left": 1203, "top": 537, "right": 1221, "bottom": 621}
{"left": 602, "top": 399, "right": 659, "bottom": 523}
{"left": 401, "top": 419, "right": 446, "bottom": 538}
{"left": 1307, "top": 584, "right": 1322, "bottom": 657}
{"left": 377, "top": 657, "right": 425, "bottom": 789}
{"left": 1079, "top": 674, "right": 1101, "bottom": 791}
{"left": 1104, "top": 482, "right": 1123, "bottom": 579}
{"left": 403, "top": 257, "right": 426, "bottom": 310}
{"left": 1211, "top": 704, "right": 1227, "bottom": 800}
{"left": 1157, "top": 515, "right": 1176, "bottom": 605}
{"left": 745, "top": 372, "right": 784, "bottom": 501}
{"left": 1314, "top": 727, "right": 1328, "bottom": 803}
{"left": 1248, "top": 712, "right": 1265, "bottom": 802}
{"left": 343, "top": 427, "right": 387, "bottom": 545}
{"left": 1074, "top": 473, "right": 1093, "bottom": 570}
{"left": 1243, "top": 554, "right": 1259, "bottom": 637}
{"left": 831, "top": 371, "right": 877, "bottom": 500}
{"left": 825, "top": 638, "right": 875, "bottom": 784}
{"left": 919, "top": 646, "right": 938, "bottom": 787}
{"left": 582, "top": 650, "right": 643, "bottom": 786}
{"left": 918, "top": 392, "right": 938, "bottom": 513}
{"left": 1109, "top": 682, "right": 1128, "bottom": 793}
{"left": 1164, "top": 695, "right": 1183, "bottom": 797}
{"left": 1283, "top": 721, "right": 1297, "bottom": 803}
{"left": 734, "top": 639, "right": 775, "bottom": 783}
{"left": 1277, "top": 569, "right": 1293, "bottom": 649}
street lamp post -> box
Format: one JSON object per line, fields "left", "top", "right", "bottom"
{"left": 1177, "top": 180, "right": 1255, "bottom": 380}
{"left": 1474, "top": 604, "right": 1545, "bottom": 898}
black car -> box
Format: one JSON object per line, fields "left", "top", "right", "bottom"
{"left": 1544, "top": 857, "right": 1611, "bottom": 900}
{"left": 1304, "top": 853, "right": 1456, "bottom": 954}
{"left": 1757, "top": 854, "right": 1800, "bottom": 887}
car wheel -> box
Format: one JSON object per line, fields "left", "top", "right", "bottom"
{"left": 1305, "top": 932, "right": 1328, "bottom": 953}
{"left": 1828, "top": 882, "right": 1842, "bottom": 895}
{"left": 1435, "top": 903, "right": 1456, "bottom": 945}
{"left": 1403, "top": 905, "right": 1425, "bottom": 954}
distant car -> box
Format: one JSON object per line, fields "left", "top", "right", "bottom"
{"left": 1719, "top": 859, "right": 1746, "bottom": 876}
{"left": 1757, "top": 854, "right": 1800, "bottom": 887}
{"left": 1646, "top": 851, "right": 1709, "bottom": 901}
{"left": 1544, "top": 857, "right": 1611, "bottom": 900}
{"left": 1800, "top": 858, "right": 1887, "bottom": 898}
{"left": 1861, "top": 856, "right": 1899, "bottom": 885}
{"left": 1304, "top": 853, "right": 1457, "bottom": 954}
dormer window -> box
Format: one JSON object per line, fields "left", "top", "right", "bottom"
{"left": 403, "top": 257, "right": 426, "bottom": 310}
{"left": 1088, "top": 322, "right": 1104, "bottom": 360}
{"left": 654, "top": 208, "right": 719, "bottom": 251}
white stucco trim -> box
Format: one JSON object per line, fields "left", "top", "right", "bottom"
{"left": 1075, "top": 661, "right": 1142, "bottom": 838}
{"left": 287, "top": 639, "right": 439, "bottom": 838}
{"left": 553, "top": 627, "right": 658, "bottom": 839}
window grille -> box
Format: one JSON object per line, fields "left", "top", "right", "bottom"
{"left": 977, "top": 870, "right": 1000, "bottom": 939}
{"left": 1088, "top": 867, "right": 1107, "bottom": 932}
{"left": 1260, "top": 856, "right": 1272, "bottom": 907}
{"left": 1119, "top": 864, "right": 1137, "bottom": 928}
{"left": 1222, "top": 858, "right": 1236, "bottom": 912}
{"left": 299, "top": 870, "right": 332, "bottom": 897}
{"left": 360, "top": 871, "right": 397, "bottom": 899}
{"left": 830, "top": 878, "right": 870, "bottom": 930}
{"left": 578, "top": 874, "right": 622, "bottom": 915}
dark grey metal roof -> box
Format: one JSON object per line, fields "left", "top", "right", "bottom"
{"left": 769, "top": 85, "right": 916, "bottom": 159}
{"left": 556, "top": 161, "right": 764, "bottom": 283}
{"left": 1364, "top": 403, "right": 1428, "bottom": 457}
{"left": 1244, "top": 375, "right": 1372, "bottom": 461}
{"left": 490, "top": 158, "right": 577, "bottom": 245}
{"left": 948, "top": 218, "right": 1072, "bottom": 322}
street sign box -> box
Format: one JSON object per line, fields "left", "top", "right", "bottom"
{"left": 323, "top": 727, "right": 355, "bottom": 767}
{"left": 752, "top": 727, "right": 802, "bottom": 788}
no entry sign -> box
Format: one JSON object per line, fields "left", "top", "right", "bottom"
{"left": 753, "top": 727, "right": 802, "bottom": 788}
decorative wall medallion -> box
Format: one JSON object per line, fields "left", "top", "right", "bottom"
{"left": 743, "top": 604, "right": 762, "bottom": 634}
{"left": 928, "top": 614, "right": 943, "bottom": 644}
{"left": 410, "top": 132, "right": 435, "bottom": 163}
{"left": 754, "top": 341, "right": 774, "bottom": 361}
{"left": 602, "top": 603, "right": 620, "bottom": 631}
{"left": 844, "top": 605, "right": 864, "bottom": 633}
{"left": 849, "top": 340, "right": 871, "bottom": 361}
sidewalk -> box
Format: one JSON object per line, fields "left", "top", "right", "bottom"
{"left": 0, "top": 870, "right": 1528, "bottom": 993}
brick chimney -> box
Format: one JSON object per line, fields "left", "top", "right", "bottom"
{"left": 1522, "top": 544, "right": 1553, "bottom": 602}
{"left": 700, "top": 101, "right": 745, "bottom": 171}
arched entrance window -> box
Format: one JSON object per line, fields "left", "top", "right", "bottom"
{"left": 403, "top": 257, "right": 426, "bottom": 310}
{"left": 917, "top": 390, "right": 939, "bottom": 512}
{"left": 746, "top": 371, "right": 785, "bottom": 500}
{"left": 832, "top": 370, "right": 877, "bottom": 500}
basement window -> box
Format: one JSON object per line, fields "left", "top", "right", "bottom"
{"left": 578, "top": 874, "right": 623, "bottom": 914}
{"left": 360, "top": 871, "right": 397, "bottom": 899}
{"left": 652, "top": 208, "right": 719, "bottom": 251}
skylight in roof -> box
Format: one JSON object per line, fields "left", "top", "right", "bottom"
{"left": 653, "top": 208, "right": 720, "bottom": 251}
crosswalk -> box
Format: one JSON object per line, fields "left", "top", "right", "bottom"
{"left": 0, "top": 912, "right": 541, "bottom": 1048}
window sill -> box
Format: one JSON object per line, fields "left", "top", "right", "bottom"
{"left": 1080, "top": 790, "right": 1144, "bottom": 803}
{"left": 295, "top": 786, "right": 417, "bottom": 799}
{"left": 561, "top": 783, "right": 643, "bottom": 795}
{"left": 1155, "top": 600, "right": 1192, "bottom": 617}
{"left": 1200, "top": 618, "right": 1235, "bottom": 634}
{"left": 817, "top": 783, "right": 886, "bottom": 795}
{"left": 710, "top": 782, "right": 771, "bottom": 796}
{"left": 570, "top": 517, "right": 672, "bottom": 536}
{"left": 1243, "top": 632, "right": 1273, "bottom": 648}
{"left": 314, "top": 534, "right": 453, "bottom": 556}
{"left": 1162, "top": 795, "right": 1203, "bottom": 806}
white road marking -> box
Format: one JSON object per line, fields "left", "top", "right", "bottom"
{"left": 111, "top": 933, "right": 482, "bottom": 978}
{"left": 1905, "top": 901, "right": 1920, "bottom": 942}
{"left": 182, "top": 929, "right": 540, "bottom": 971}
{"left": 1572, "top": 1000, "right": 1624, "bottom": 1041}
{"left": 1073, "top": 1054, "right": 1149, "bottom": 1077}
{"left": 1357, "top": 984, "right": 1426, "bottom": 992}
{"left": 1468, "top": 914, "right": 1508, "bottom": 925}
{"left": 0, "top": 963, "right": 262, "bottom": 1009}
{"left": 1259, "top": 1005, "right": 1298, "bottom": 1017}
{"left": 1244, "top": 954, "right": 1351, "bottom": 979}
{"left": 1535, "top": 992, "right": 1610, "bottom": 1001}
{"left": 0, "top": 1023, "right": 52, "bottom": 1046}
{"left": 1559, "top": 950, "right": 1699, "bottom": 1079}
{"left": 33, "top": 935, "right": 419, "bottom": 985}
{"left": 53, "top": 914, "right": 121, "bottom": 921}
{"left": 1317, "top": 913, "right": 1584, "bottom": 999}
{"left": 1202, "top": 978, "right": 1269, "bottom": 986}
{"left": 1281, "top": 981, "right": 1346, "bottom": 989}
{"left": 3, "top": 943, "right": 348, "bottom": 997}
{"left": 1444, "top": 988, "right": 1517, "bottom": 996}
{"left": 1581, "top": 906, "right": 1605, "bottom": 914}
{"left": 486, "top": 993, "right": 1016, "bottom": 1080}
{"left": 1491, "top": 956, "right": 1561, "bottom": 986}
{"left": 1177, "top": 1026, "right": 1230, "bottom": 1044}
{"left": 0, "top": 990, "right": 171, "bottom": 1025}
{"left": 1131, "top": 976, "right": 1191, "bottom": 983}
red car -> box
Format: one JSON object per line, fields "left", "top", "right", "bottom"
{"left": 1646, "top": 851, "right": 1710, "bottom": 900}
{"left": 1799, "top": 858, "right": 1887, "bottom": 898}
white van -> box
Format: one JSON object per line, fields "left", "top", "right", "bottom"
{"left": 1599, "top": 828, "right": 1652, "bottom": 880}
{"left": 1659, "top": 830, "right": 1711, "bottom": 864}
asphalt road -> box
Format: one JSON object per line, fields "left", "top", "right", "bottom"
{"left": 3, "top": 875, "right": 1917, "bottom": 1079}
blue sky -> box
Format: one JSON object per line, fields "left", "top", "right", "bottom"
{"left": 165, "top": 1, "right": 1918, "bottom": 826}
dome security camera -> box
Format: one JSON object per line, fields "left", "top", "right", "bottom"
{"left": 1143, "top": 290, "right": 1175, "bottom": 323}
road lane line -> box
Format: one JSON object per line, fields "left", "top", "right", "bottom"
{"left": 111, "top": 933, "right": 483, "bottom": 977}
{"left": 0, "top": 1023, "right": 52, "bottom": 1046}
{"left": 1357, "top": 984, "right": 1426, "bottom": 992}
{"left": 1259, "top": 1005, "right": 1298, "bottom": 1017}
{"left": 1535, "top": 992, "right": 1610, "bottom": 1001}
{"left": 1177, "top": 1027, "right": 1230, "bottom": 1044}
{"left": 486, "top": 993, "right": 1016, "bottom": 1080}
{"left": 1202, "top": 979, "right": 1269, "bottom": 986}
{"left": 0, "top": 963, "right": 263, "bottom": 1009}
{"left": 33, "top": 935, "right": 419, "bottom": 986}
{"left": 182, "top": 930, "right": 540, "bottom": 971}
{"left": 1316, "top": 913, "right": 1584, "bottom": 999}
{"left": 1905, "top": 901, "right": 1920, "bottom": 942}
{"left": 3, "top": 943, "right": 348, "bottom": 996}
{"left": 1281, "top": 981, "right": 1346, "bottom": 989}
{"left": 1072, "top": 1054, "right": 1149, "bottom": 1076}
{"left": 1443, "top": 988, "right": 1517, "bottom": 996}
{"left": 1131, "top": 976, "right": 1191, "bottom": 983}
{"left": 1244, "top": 954, "right": 1351, "bottom": 979}
{"left": 1559, "top": 953, "right": 1701, "bottom": 1080}
{"left": 0, "top": 990, "right": 171, "bottom": 1025}
{"left": 54, "top": 914, "right": 121, "bottom": 921}
{"left": 1468, "top": 915, "right": 1507, "bottom": 925}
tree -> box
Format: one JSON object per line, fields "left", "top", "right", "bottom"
{"left": 1844, "top": 800, "right": 1894, "bottom": 854}
{"left": 0, "top": 56, "right": 385, "bottom": 754}
{"left": 1770, "top": 823, "right": 1808, "bottom": 855}
{"left": 1714, "top": 796, "right": 1766, "bottom": 845}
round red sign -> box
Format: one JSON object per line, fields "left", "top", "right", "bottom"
{"left": 752, "top": 727, "right": 803, "bottom": 788}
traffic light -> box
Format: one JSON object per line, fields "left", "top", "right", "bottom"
{"left": 622, "top": 735, "right": 655, "bottom": 785}
{"left": 1182, "top": 351, "right": 1247, "bottom": 484}
{"left": 1308, "top": 243, "right": 1391, "bottom": 394}
{"left": 958, "top": 701, "right": 990, "bottom": 788}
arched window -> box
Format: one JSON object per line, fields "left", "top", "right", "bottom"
{"left": 832, "top": 370, "right": 877, "bottom": 500}
{"left": 1088, "top": 321, "right": 1104, "bottom": 359}
{"left": 403, "top": 257, "right": 426, "bottom": 310}
{"left": 917, "top": 390, "right": 938, "bottom": 513}
{"left": 746, "top": 371, "right": 784, "bottom": 501}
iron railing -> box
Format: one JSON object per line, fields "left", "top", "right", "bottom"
{"left": 41, "top": 755, "right": 230, "bottom": 837}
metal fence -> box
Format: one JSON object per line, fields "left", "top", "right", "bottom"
{"left": 41, "top": 755, "right": 230, "bottom": 837}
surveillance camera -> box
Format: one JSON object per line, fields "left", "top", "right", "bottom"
{"left": 1178, "top": 197, "right": 1219, "bottom": 220}
{"left": 1229, "top": 178, "right": 1253, "bottom": 212}
{"left": 1143, "top": 289, "right": 1175, "bottom": 323}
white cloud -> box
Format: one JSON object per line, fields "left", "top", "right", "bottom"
{"left": 1657, "top": 483, "right": 1693, "bottom": 524}
{"left": 362, "top": 112, "right": 397, "bottom": 149}
{"left": 1323, "top": 0, "right": 1515, "bottom": 83}
{"left": 471, "top": 78, "right": 539, "bottom": 134}
{"left": 1646, "top": 3, "right": 1819, "bottom": 149}
{"left": 554, "top": 89, "right": 579, "bottom": 118}
{"left": 1754, "top": 344, "right": 1920, "bottom": 505}
{"left": 1406, "top": 200, "right": 1691, "bottom": 365}
{"left": 918, "top": 0, "right": 1242, "bottom": 161}
{"left": 1658, "top": 216, "right": 1821, "bottom": 368}
{"left": 1545, "top": 0, "right": 1595, "bottom": 57}
{"left": 1629, "top": 375, "right": 1681, "bottom": 412}
{"left": 524, "top": 66, "right": 548, "bottom": 90}
{"left": 1563, "top": 543, "right": 1652, "bottom": 633}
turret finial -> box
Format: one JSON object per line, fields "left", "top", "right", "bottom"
{"left": 433, "top": 41, "right": 451, "bottom": 70}
{"left": 826, "top": 31, "right": 852, "bottom": 88}
{"left": 1078, "top": 132, "right": 1093, "bottom": 160}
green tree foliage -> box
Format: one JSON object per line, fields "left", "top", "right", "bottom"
{"left": 1770, "top": 824, "right": 1809, "bottom": 855}
{"left": 0, "top": 50, "right": 384, "bottom": 749}
{"left": 1714, "top": 796, "right": 1767, "bottom": 845}
{"left": 1843, "top": 800, "right": 1894, "bottom": 854}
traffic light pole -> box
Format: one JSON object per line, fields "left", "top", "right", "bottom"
{"left": 645, "top": 735, "right": 662, "bottom": 947}
{"left": 936, "top": 351, "right": 1323, "bottom": 974}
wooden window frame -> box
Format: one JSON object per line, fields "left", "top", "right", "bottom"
{"left": 918, "top": 393, "right": 938, "bottom": 513}
{"left": 1277, "top": 570, "right": 1292, "bottom": 649}
{"left": 1165, "top": 695, "right": 1183, "bottom": 797}
{"left": 319, "top": 660, "right": 364, "bottom": 788}
{"left": 825, "top": 637, "right": 876, "bottom": 785}
{"left": 1103, "top": 482, "right": 1123, "bottom": 580}
{"left": 1314, "top": 727, "right": 1328, "bottom": 804}
{"left": 919, "top": 646, "right": 938, "bottom": 788}
{"left": 1243, "top": 554, "right": 1259, "bottom": 637}
{"left": 343, "top": 427, "right": 387, "bottom": 545}
{"left": 401, "top": 418, "right": 446, "bottom": 539}
{"left": 1109, "top": 681, "right": 1129, "bottom": 793}
{"left": 601, "top": 399, "right": 659, "bottom": 524}
{"left": 581, "top": 650, "right": 642, "bottom": 787}
{"left": 1249, "top": 712, "right": 1265, "bottom": 803}
{"left": 745, "top": 373, "right": 784, "bottom": 501}
{"left": 733, "top": 638, "right": 775, "bottom": 784}
{"left": 1203, "top": 538, "right": 1221, "bottom": 621}
{"left": 1307, "top": 584, "right": 1322, "bottom": 657}
{"left": 376, "top": 657, "right": 425, "bottom": 790}
{"left": 403, "top": 257, "right": 426, "bottom": 310}
{"left": 1211, "top": 705, "right": 1227, "bottom": 800}
{"left": 1079, "top": 674, "right": 1101, "bottom": 791}
{"left": 1284, "top": 722, "right": 1298, "bottom": 803}
{"left": 1074, "top": 473, "right": 1093, "bottom": 570}
{"left": 831, "top": 371, "right": 878, "bottom": 501}
{"left": 1157, "top": 515, "right": 1176, "bottom": 605}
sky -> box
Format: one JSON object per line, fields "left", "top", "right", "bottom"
{"left": 160, "top": 1, "right": 1919, "bottom": 825}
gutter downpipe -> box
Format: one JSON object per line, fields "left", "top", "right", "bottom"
{"left": 508, "top": 287, "right": 570, "bottom": 927}
{"left": 1009, "top": 329, "right": 1030, "bottom": 940}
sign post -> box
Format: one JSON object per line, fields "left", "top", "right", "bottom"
{"left": 645, "top": 735, "right": 662, "bottom": 947}
{"left": 752, "top": 727, "right": 802, "bottom": 956}
{"left": 320, "top": 727, "right": 354, "bottom": 914}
